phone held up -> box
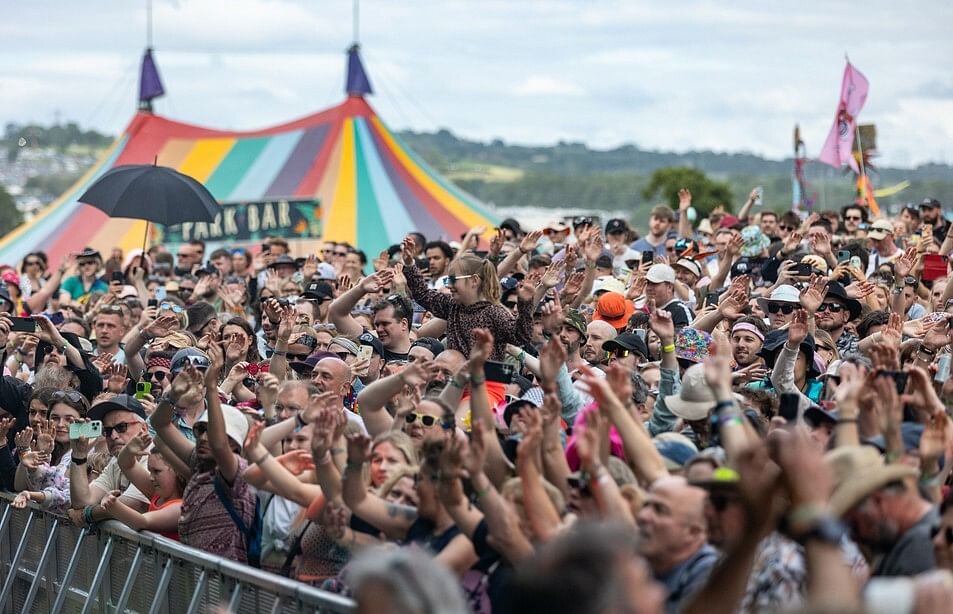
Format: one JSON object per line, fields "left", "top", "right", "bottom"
{"left": 69, "top": 421, "right": 102, "bottom": 440}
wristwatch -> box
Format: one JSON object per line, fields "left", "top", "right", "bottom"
{"left": 792, "top": 516, "right": 847, "bottom": 546}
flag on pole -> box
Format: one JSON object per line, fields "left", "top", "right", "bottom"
{"left": 818, "top": 61, "right": 869, "bottom": 172}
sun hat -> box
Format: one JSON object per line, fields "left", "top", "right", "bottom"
{"left": 756, "top": 284, "right": 801, "bottom": 314}
{"left": 740, "top": 225, "right": 771, "bottom": 257}
{"left": 593, "top": 292, "right": 635, "bottom": 329}
{"left": 194, "top": 404, "right": 251, "bottom": 453}
{"left": 674, "top": 328, "right": 712, "bottom": 364}
{"left": 823, "top": 280, "right": 863, "bottom": 320}
{"left": 592, "top": 276, "right": 626, "bottom": 295}
{"left": 646, "top": 264, "right": 676, "bottom": 284}
{"left": 824, "top": 445, "right": 918, "bottom": 517}
{"left": 664, "top": 363, "right": 718, "bottom": 421}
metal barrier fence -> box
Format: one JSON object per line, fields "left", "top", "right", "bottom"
{"left": 0, "top": 494, "right": 355, "bottom": 613}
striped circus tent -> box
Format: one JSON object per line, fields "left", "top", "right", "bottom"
{"left": 0, "top": 47, "right": 498, "bottom": 265}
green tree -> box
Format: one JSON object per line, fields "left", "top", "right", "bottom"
{"left": 642, "top": 167, "right": 734, "bottom": 217}
{"left": 0, "top": 185, "right": 23, "bottom": 237}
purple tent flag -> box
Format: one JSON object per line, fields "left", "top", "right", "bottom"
{"left": 345, "top": 44, "right": 373, "bottom": 97}
{"left": 138, "top": 48, "right": 165, "bottom": 105}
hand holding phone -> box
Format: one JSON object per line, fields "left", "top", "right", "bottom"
{"left": 70, "top": 420, "right": 102, "bottom": 440}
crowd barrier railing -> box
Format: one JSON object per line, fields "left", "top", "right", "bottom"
{"left": 0, "top": 493, "right": 355, "bottom": 613}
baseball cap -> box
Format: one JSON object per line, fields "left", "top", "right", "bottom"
{"left": 602, "top": 332, "right": 649, "bottom": 360}
{"left": 645, "top": 264, "right": 676, "bottom": 284}
{"left": 170, "top": 348, "right": 211, "bottom": 374}
{"left": 329, "top": 336, "right": 360, "bottom": 357}
{"left": 194, "top": 404, "right": 250, "bottom": 453}
{"left": 563, "top": 310, "right": 588, "bottom": 337}
{"left": 592, "top": 276, "right": 626, "bottom": 295}
{"left": 268, "top": 255, "right": 299, "bottom": 269}
{"left": 866, "top": 219, "right": 894, "bottom": 240}
{"left": 288, "top": 350, "right": 337, "bottom": 375}
{"left": 920, "top": 198, "right": 941, "bottom": 209}
{"left": 87, "top": 394, "right": 147, "bottom": 421}
{"left": 605, "top": 218, "right": 628, "bottom": 235}
{"left": 316, "top": 262, "right": 337, "bottom": 280}
{"left": 359, "top": 332, "right": 385, "bottom": 357}
{"left": 302, "top": 280, "right": 334, "bottom": 301}
{"left": 499, "top": 218, "right": 524, "bottom": 236}
{"left": 674, "top": 258, "right": 703, "bottom": 279}
{"left": 412, "top": 337, "right": 445, "bottom": 357}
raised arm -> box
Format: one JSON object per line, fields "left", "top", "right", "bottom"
{"left": 204, "top": 343, "right": 240, "bottom": 483}
{"left": 516, "top": 412, "right": 565, "bottom": 543}
{"left": 244, "top": 421, "right": 324, "bottom": 508}
{"left": 265, "top": 302, "right": 296, "bottom": 383}
{"left": 498, "top": 230, "right": 541, "bottom": 277}
{"left": 677, "top": 188, "right": 694, "bottom": 238}
{"left": 355, "top": 369, "right": 414, "bottom": 437}
{"left": 467, "top": 329, "right": 512, "bottom": 487}
{"left": 100, "top": 490, "right": 181, "bottom": 534}
{"left": 341, "top": 433, "right": 417, "bottom": 541}
{"left": 329, "top": 270, "right": 395, "bottom": 339}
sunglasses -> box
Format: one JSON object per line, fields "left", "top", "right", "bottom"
{"left": 103, "top": 421, "right": 138, "bottom": 438}
{"left": 287, "top": 352, "right": 312, "bottom": 361}
{"left": 333, "top": 351, "right": 353, "bottom": 361}
{"left": 447, "top": 274, "right": 477, "bottom": 285}
{"left": 146, "top": 371, "right": 168, "bottom": 382}
{"left": 333, "top": 251, "right": 349, "bottom": 257}
{"left": 292, "top": 334, "right": 318, "bottom": 349}
{"left": 767, "top": 302, "right": 796, "bottom": 315}
{"left": 844, "top": 215, "right": 862, "bottom": 221}
{"left": 78, "top": 260, "right": 98, "bottom": 267}
{"left": 405, "top": 413, "right": 439, "bottom": 427}
{"left": 817, "top": 303, "right": 846, "bottom": 314}
{"left": 159, "top": 302, "right": 184, "bottom": 313}
{"left": 172, "top": 355, "right": 211, "bottom": 372}
{"left": 612, "top": 349, "right": 632, "bottom": 359}
{"left": 931, "top": 525, "right": 953, "bottom": 546}
{"left": 52, "top": 390, "right": 86, "bottom": 405}
{"left": 778, "top": 225, "right": 794, "bottom": 232}
{"left": 709, "top": 492, "right": 739, "bottom": 512}
{"left": 504, "top": 301, "right": 518, "bottom": 309}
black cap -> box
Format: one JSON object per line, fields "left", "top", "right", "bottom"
{"left": 595, "top": 254, "right": 613, "bottom": 269}
{"left": 303, "top": 280, "right": 334, "bottom": 301}
{"left": 605, "top": 218, "right": 628, "bottom": 235}
{"left": 804, "top": 404, "right": 838, "bottom": 428}
{"left": 359, "top": 331, "right": 385, "bottom": 357}
{"left": 572, "top": 215, "right": 594, "bottom": 229}
{"left": 759, "top": 330, "right": 820, "bottom": 379}
{"left": 289, "top": 350, "right": 337, "bottom": 375}
{"left": 268, "top": 255, "right": 299, "bottom": 269}
{"left": 412, "top": 337, "right": 445, "bottom": 358}
{"left": 499, "top": 218, "right": 524, "bottom": 236}
{"left": 500, "top": 276, "right": 520, "bottom": 292}
{"left": 603, "top": 332, "right": 649, "bottom": 360}
{"left": 88, "top": 394, "right": 146, "bottom": 421}
{"left": 920, "top": 198, "right": 942, "bottom": 209}
{"left": 503, "top": 398, "right": 538, "bottom": 427}
{"left": 77, "top": 247, "right": 101, "bottom": 260}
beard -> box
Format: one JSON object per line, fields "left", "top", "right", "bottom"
{"left": 35, "top": 364, "right": 74, "bottom": 390}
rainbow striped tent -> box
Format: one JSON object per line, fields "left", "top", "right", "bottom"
{"left": 0, "top": 47, "right": 498, "bottom": 265}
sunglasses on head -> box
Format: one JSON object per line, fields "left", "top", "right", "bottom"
{"left": 817, "top": 303, "right": 846, "bottom": 314}
{"left": 146, "top": 370, "right": 168, "bottom": 382}
{"left": 159, "top": 302, "right": 184, "bottom": 313}
{"left": 767, "top": 302, "right": 796, "bottom": 315}
{"left": 405, "top": 413, "right": 439, "bottom": 427}
{"left": 172, "top": 355, "right": 211, "bottom": 373}
{"left": 103, "top": 421, "right": 138, "bottom": 438}
{"left": 52, "top": 390, "right": 86, "bottom": 405}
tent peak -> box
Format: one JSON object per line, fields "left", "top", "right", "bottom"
{"left": 345, "top": 44, "right": 373, "bottom": 97}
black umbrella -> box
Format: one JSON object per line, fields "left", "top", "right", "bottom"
{"left": 78, "top": 163, "right": 220, "bottom": 254}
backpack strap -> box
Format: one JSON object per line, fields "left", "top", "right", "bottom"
{"left": 213, "top": 475, "right": 251, "bottom": 541}
{"left": 279, "top": 520, "right": 313, "bottom": 578}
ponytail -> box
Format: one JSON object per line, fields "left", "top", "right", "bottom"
{"left": 479, "top": 259, "right": 501, "bottom": 304}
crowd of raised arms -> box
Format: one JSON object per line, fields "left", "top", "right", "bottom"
{"left": 5, "top": 190, "right": 953, "bottom": 613}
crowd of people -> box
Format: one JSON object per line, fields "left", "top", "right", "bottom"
{"left": 3, "top": 191, "right": 953, "bottom": 613}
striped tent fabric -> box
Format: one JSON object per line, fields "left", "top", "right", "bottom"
{"left": 0, "top": 55, "right": 498, "bottom": 265}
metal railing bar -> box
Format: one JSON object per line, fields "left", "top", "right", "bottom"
{"left": 20, "top": 521, "right": 59, "bottom": 613}
{"left": 227, "top": 580, "right": 243, "bottom": 611}
{"left": 185, "top": 569, "right": 208, "bottom": 614}
{"left": 79, "top": 535, "right": 114, "bottom": 614}
{"left": 148, "top": 558, "right": 174, "bottom": 614}
{"left": 113, "top": 546, "right": 144, "bottom": 613}
{"left": 0, "top": 511, "right": 33, "bottom": 607}
{"left": 50, "top": 526, "right": 90, "bottom": 614}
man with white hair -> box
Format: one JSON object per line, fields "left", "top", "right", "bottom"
{"left": 582, "top": 320, "right": 618, "bottom": 365}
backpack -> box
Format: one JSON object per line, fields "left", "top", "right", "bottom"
{"left": 213, "top": 476, "right": 263, "bottom": 567}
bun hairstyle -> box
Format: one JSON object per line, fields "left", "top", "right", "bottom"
{"left": 449, "top": 254, "right": 501, "bottom": 304}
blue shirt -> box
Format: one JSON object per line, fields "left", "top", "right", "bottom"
{"left": 630, "top": 237, "right": 667, "bottom": 258}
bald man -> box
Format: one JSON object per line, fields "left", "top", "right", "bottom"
{"left": 582, "top": 320, "right": 618, "bottom": 365}
{"left": 636, "top": 476, "right": 718, "bottom": 613}
{"left": 311, "top": 357, "right": 365, "bottom": 431}
{"left": 429, "top": 349, "right": 467, "bottom": 394}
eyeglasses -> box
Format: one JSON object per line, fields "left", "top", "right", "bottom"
{"left": 447, "top": 274, "right": 477, "bottom": 285}
{"left": 767, "top": 302, "right": 796, "bottom": 315}
{"left": 146, "top": 371, "right": 168, "bottom": 382}
{"left": 405, "top": 413, "right": 439, "bottom": 427}
{"left": 844, "top": 215, "right": 862, "bottom": 222}
{"left": 159, "top": 302, "right": 184, "bottom": 313}
{"left": 103, "top": 421, "right": 138, "bottom": 438}
{"left": 51, "top": 390, "right": 87, "bottom": 407}
{"left": 817, "top": 303, "right": 846, "bottom": 314}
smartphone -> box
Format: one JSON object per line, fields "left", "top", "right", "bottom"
{"left": 9, "top": 317, "right": 36, "bottom": 333}
{"left": 44, "top": 312, "right": 65, "bottom": 326}
{"left": 357, "top": 345, "right": 374, "bottom": 363}
{"left": 147, "top": 299, "right": 158, "bottom": 308}
{"left": 794, "top": 263, "right": 813, "bottom": 276}
{"left": 69, "top": 420, "right": 102, "bottom": 440}
{"left": 753, "top": 186, "right": 763, "bottom": 207}
{"left": 779, "top": 392, "right": 800, "bottom": 422}
{"left": 261, "top": 243, "right": 270, "bottom": 254}
{"left": 923, "top": 254, "right": 949, "bottom": 282}
{"left": 154, "top": 286, "right": 167, "bottom": 301}
{"left": 110, "top": 271, "right": 124, "bottom": 283}
{"left": 849, "top": 256, "right": 862, "bottom": 270}
{"left": 641, "top": 251, "right": 655, "bottom": 264}
{"left": 135, "top": 381, "right": 152, "bottom": 400}
{"left": 879, "top": 370, "right": 908, "bottom": 394}
{"left": 705, "top": 291, "right": 723, "bottom": 308}
{"left": 837, "top": 250, "right": 851, "bottom": 264}
{"left": 484, "top": 360, "right": 515, "bottom": 384}
{"left": 935, "top": 355, "right": 951, "bottom": 384}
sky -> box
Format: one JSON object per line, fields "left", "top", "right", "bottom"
{"left": 2, "top": 1, "right": 952, "bottom": 168}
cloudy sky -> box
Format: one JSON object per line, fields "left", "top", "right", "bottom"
{"left": 3, "top": 1, "right": 952, "bottom": 167}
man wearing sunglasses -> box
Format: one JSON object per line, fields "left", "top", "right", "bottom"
{"left": 756, "top": 285, "right": 801, "bottom": 329}
{"left": 68, "top": 394, "right": 151, "bottom": 525}
{"left": 815, "top": 282, "right": 862, "bottom": 357}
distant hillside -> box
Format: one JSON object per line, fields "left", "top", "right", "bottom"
{"left": 398, "top": 128, "right": 953, "bottom": 220}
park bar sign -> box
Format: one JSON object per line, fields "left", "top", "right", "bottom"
{"left": 162, "top": 198, "right": 321, "bottom": 243}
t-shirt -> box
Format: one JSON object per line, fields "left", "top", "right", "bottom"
{"left": 657, "top": 543, "right": 719, "bottom": 614}
{"left": 149, "top": 495, "right": 182, "bottom": 541}
{"left": 630, "top": 237, "right": 667, "bottom": 259}
{"left": 91, "top": 456, "right": 150, "bottom": 506}
{"left": 179, "top": 453, "right": 257, "bottom": 563}
{"left": 60, "top": 275, "right": 109, "bottom": 302}
{"left": 403, "top": 517, "right": 460, "bottom": 554}
{"left": 874, "top": 506, "right": 938, "bottom": 577}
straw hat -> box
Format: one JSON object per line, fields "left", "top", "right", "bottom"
{"left": 824, "top": 446, "right": 918, "bottom": 517}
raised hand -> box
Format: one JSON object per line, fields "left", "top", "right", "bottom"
{"left": 310, "top": 402, "right": 347, "bottom": 458}
{"left": 799, "top": 275, "right": 827, "bottom": 315}
{"left": 516, "top": 274, "right": 539, "bottom": 302}
{"left": 92, "top": 352, "right": 115, "bottom": 374}
{"left": 919, "top": 412, "right": 949, "bottom": 466}
{"left": 782, "top": 231, "right": 802, "bottom": 256}
{"left": 35, "top": 420, "right": 55, "bottom": 455}
{"left": 574, "top": 410, "right": 605, "bottom": 470}
{"left": 488, "top": 228, "right": 504, "bottom": 257}
{"left": 70, "top": 420, "right": 94, "bottom": 458}
{"left": 539, "top": 293, "right": 564, "bottom": 333}
{"left": 583, "top": 230, "right": 605, "bottom": 263}
{"left": 519, "top": 229, "right": 543, "bottom": 256}
{"left": 540, "top": 261, "right": 562, "bottom": 289}
{"left": 143, "top": 314, "right": 180, "bottom": 339}
{"left": 345, "top": 432, "right": 372, "bottom": 466}
{"left": 261, "top": 298, "right": 282, "bottom": 324}
{"left": 901, "top": 367, "right": 945, "bottom": 417}
{"left": 787, "top": 309, "right": 809, "bottom": 346}
{"left": 460, "top": 420, "right": 488, "bottom": 479}
{"left": 881, "top": 312, "right": 903, "bottom": 347}
{"left": 391, "top": 263, "right": 407, "bottom": 291}
{"left": 302, "top": 391, "right": 340, "bottom": 425}
{"left": 276, "top": 303, "right": 296, "bottom": 341}
{"left": 242, "top": 421, "right": 265, "bottom": 461}
{"left": 105, "top": 362, "right": 129, "bottom": 394}
{"left": 205, "top": 340, "right": 225, "bottom": 381}
{"left": 516, "top": 409, "right": 544, "bottom": 469}
{"left": 398, "top": 359, "right": 438, "bottom": 388}
{"left": 0, "top": 416, "right": 15, "bottom": 442}
{"left": 468, "top": 329, "right": 494, "bottom": 369}
{"left": 321, "top": 500, "right": 352, "bottom": 541}
{"left": 360, "top": 269, "right": 394, "bottom": 294}
{"left": 538, "top": 337, "right": 567, "bottom": 393}
{"left": 678, "top": 188, "right": 692, "bottom": 211}
{"left": 122, "top": 431, "right": 153, "bottom": 460}
{"left": 337, "top": 273, "right": 353, "bottom": 293}
{"left": 400, "top": 236, "right": 416, "bottom": 266}
{"left": 14, "top": 427, "right": 34, "bottom": 453}
{"left": 605, "top": 363, "right": 634, "bottom": 408}
{"left": 168, "top": 365, "right": 205, "bottom": 406}
{"left": 257, "top": 373, "right": 280, "bottom": 410}
{"left": 647, "top": 300, "right": 675, "bottom": 343}
{"left": 717, "top": 288, "right": 747, "bottom": 320}
{"left": 276, "top": 450, "right": 315, "bottom": 476}
{"left": 301, "top": 254, "right": 319, "bottom": 280}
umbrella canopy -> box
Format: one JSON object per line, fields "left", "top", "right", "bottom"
{"left": 78, "top": 164, "right": 219, "bottom": 226}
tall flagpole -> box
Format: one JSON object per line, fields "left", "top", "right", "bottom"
{"left": 147, "top": 0, "right": 153, "bottom": 48}
{"left": 353, "top": 0, "right": 359, "bottom": 44}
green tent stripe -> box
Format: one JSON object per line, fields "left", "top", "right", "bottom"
{"left": 204, "top": 137, "right": 271, "bottom": 199}
{"left": 353, "top": 122, "right": 388, "bottom": 257}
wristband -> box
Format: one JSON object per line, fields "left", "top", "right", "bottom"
{"left": 252, "top": 451, "right": 271, "bottom": 465}
{"left": 714, "top": 400, "right": 735, "bottom": 412}
{"left": 662, "top": 343, "right": 676, "bottom": 354}
{"left": 72, "top": 456, "right": 88, "bottom": 466}
{"left": 83, "top": 505, "right": 96, "bottom": 525}
{"left": 272, "top": 349, "right": 287, "bottom": 357}
{"left": 470, "top": 375, "right": 486, "bottom": 386}
{"left": 315, "top": 451, "right": 332, "bottom": 466}
{"left": 786, "top": 502, "right": 827, "bottom": 527}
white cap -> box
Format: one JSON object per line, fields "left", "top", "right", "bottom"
{"left": 646, "top": 264, "right": 676, "bottom": 284}
{"left": 195, "top": 404, "right": 250, "bottom": 452}
{"left": 317, "top": 262, "right": 337, "bottom": 280}
{"left": 593, "top": 276, "right": 626, "bottom": 295}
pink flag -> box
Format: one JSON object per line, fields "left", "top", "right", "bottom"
{"left": 818, "top": 61, "right": 869, "bottom": 172}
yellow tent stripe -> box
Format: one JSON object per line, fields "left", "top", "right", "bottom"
{"left": 157, "top": 138, "right": 197, "bottom": 169}
{"left": 322, "top": 118, "right": 357, "bottom": 245}
{"left": 371, "top": 116, "right": 493, "bottom": 230}
{"left": 177, "top": 138, "right": 236, "bottom": 183}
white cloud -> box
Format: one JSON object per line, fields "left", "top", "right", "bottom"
{"left": 512, "top": 76, "right": 585, "bottom": 97}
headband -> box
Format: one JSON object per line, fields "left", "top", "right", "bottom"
{"left": 731, "top": 322, "right": 764, "bottom": 341}
{"left": 147, "top": 356, "right": 172, "bottom": 369}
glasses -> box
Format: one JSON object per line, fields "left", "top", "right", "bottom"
{"left": 817, "top": 303, "right": 846, "bottom": 314}
{"left": 767, "top": 302, "right": 796, "bottom": 315}
{"left": 103, "top": 421, "right": 138, "bottom": 438}
{"left": 159, "top": 302, "right": 184, "bottom": 313}
{"left": 24, "top": 260, "right": 43, "bottom": 267}
{"left": 172, "top": 355, "right": 210, "bottom": 372}
{"left": 844, "top": 215, "right": 862, "bottom": 221}
{"left": 287, "top": 352, "right": 312, "bottom": 361}
{"left": 178, "top": 288, "right": 194, "bottom": 295}
{"left": 612, "top": 349, "right": 631, "bottom": 359}
{"left": 52, "top": 390, "right": 86, "bottom": 405}
{"left": 146, "top": 371, "right": 168, "bottom": 382}
{"left": 334, "top": 251, "right": 348, "bottom": 257}
{"left": 79, "top": 260, "right": 98, "bottom": 267}
{"left": 447, "top": 274, "right": 477, "bottom": 285}
{"left": 504, "top": 301, "right": 518, "bottom": 309}
{"left": 405, "top": 413, "right": 439, "bottom": 428}
{"left": 333, "top": 351, "right": 352, "bottom": 361}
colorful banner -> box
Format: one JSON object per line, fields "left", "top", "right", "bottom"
{"left": 160, "top": 198, "right": 320, "bottom": 243}
{"left": 818, "top": 61, "right": 869, "bottom": 172}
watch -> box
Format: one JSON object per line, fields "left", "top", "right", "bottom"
{"left": 792, "top": 516, "right": 847, "bottom": 546}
